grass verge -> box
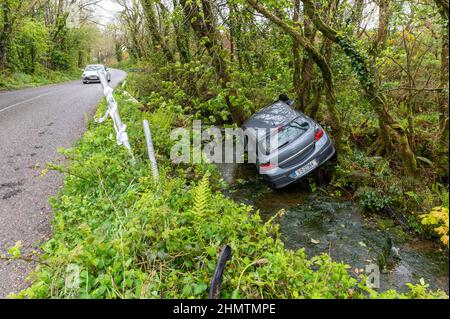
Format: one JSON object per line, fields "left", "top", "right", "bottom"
{"left": 0, "top": 70, "right": 80, "bottom": 91}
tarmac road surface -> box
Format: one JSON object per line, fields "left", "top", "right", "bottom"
{"left": 0, "top": 69, "right": 127, "bottom": 298}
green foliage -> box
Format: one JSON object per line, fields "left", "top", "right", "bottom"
{"left": 12, "top": 19, "right": 49, "bottom": 74}
{"left": 421, "top": 199, "right": 449, "bottom": 247}
{"left": 126, "top": 56, "right": 291, "bottom": 126}
{"left": 359, "top": 190, "right": 391, "bottom": 212}
{"left": 191, "top": 173, "right": 211, "bottom": 216}
{"left": 2, "top": 0, "right": 448, "bottom": 298}
{"left": 7, "top": 241, "right": 22, "bottom": 259}
{"left": 0, "top": 2, "right": 105, "bottom": 88}
{"left": 12, "top": 91, "right": 446, "bottom": 299}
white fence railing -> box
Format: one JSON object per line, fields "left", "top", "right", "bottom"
{"left": 95, "top": 70, "right": 159, "bottom": 182}
{"left": 95, "top": 70, "right": 135, "bottom": 163}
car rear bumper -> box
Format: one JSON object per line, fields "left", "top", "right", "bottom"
{"left": 259, "top": 134, "right": 336, "bottom": 189}
{"left": 83, "top": 76, "right": 100, "bottom": 82}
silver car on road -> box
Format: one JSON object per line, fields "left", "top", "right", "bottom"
{"left": 82, "top": 64, "right": 111, "bottom": 84}
{"left": 242, "top": 95, "right": 336, "bottom": 189}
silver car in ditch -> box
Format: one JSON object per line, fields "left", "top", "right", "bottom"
{"left": 242, "top": 95, "right": 336, "bottom": 189}
{"left": 82, "top": 64, "right": 111, "bottom": 84}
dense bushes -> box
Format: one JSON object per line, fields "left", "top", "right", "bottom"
{"left": 9, "top": 91, "right": 446, "bottom": 299}
{"left": 125, "top": 56, "right": 291, "bottom": 127}
{"left": 0, "top": 1, "right": 104, "bottom": 89}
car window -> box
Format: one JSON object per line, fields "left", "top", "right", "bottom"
{"left": 85, "top": 65, "right": 103, "bottom": 71}
{"left": 259, "top": 118, "right": 309, "bottom": 154}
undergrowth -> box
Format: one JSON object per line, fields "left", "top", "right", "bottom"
{"left": 10, "top": 90, "right": 447, "bottom": 299}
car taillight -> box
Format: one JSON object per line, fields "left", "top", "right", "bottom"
{"left": 314, "top": 129, "right": 324, "bottom": 141}
{"left": 260, "top": 162, "right": 275, "bottom": 170}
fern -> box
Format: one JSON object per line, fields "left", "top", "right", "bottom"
{"left": 191, "top": 173, "right": 211, "bottom": 217}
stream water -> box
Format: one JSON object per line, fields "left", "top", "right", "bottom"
{"left": 218, "top": 163, "right": 449, "bottom": 294}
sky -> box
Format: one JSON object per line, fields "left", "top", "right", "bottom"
{"left": 95, "top": 0, "right": 123, "bottom": 26}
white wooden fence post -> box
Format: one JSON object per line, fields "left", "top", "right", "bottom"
{"left": 143, "top": 119, "right": 159, "bottom": 182}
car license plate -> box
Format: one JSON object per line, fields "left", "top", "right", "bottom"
{"left": 290, "top": 160, "right": 318, "bottom": 178}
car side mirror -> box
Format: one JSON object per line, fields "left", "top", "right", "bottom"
{"left": 279, "top": 94, "right": 289, "bottom": 102}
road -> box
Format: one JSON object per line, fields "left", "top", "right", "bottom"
{"left": 0, "top": 69, "right": 127, "bottom": 298}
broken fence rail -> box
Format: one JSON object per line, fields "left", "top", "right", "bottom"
{"left": 95, "top": 70, "right": 160, "bottom": 183}
{"left": 96, "top": 70, "right": 135, "bottom": 163}
{"left": 95, "top": 71, "right": 231, "bottom": 296}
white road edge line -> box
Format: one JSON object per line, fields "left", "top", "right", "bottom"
{"left": 0, "top": 92, "right": 53, "bottom": 114}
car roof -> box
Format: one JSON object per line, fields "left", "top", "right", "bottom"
{"left": 244, "top": 101, "right": 299, "bottom": 129}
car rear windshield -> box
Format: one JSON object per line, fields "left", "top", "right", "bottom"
{"left": 259, "top": 118, "right": 309, "bottom": 154}
{"left": 86, "top": 65, "right": 103, "bottom": 71}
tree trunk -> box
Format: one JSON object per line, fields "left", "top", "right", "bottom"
{"left": 292, "top": 0, "right": 303, "bottom": 110}
{"left": 172, "top": 0, "right": 191, "bottom": 63}
{"left": 0, "top": 0, "right": 12, "bottom": 70}
{"left": 31, "top": 44, "right": 36, "bottom": 73}
{"left": 141, "top": 0, "right": 174, "bottom": 62}
{"left": 300, "top": 17, "right": 315, "bottom": 112}
{"left": 402, "top": 25, "right": 416, "bottom": 151}
{"left": 301, "top": 0, "right": 417, "bottom": 175}
{"left": 370, "top": 0, "right": 390, "bottom": 56}
{"left": 351, "top": 0, "right": 364, "bottom": 35}
{"left": 181, "top": 0, "right": 246, "bottom": 125}
{"left": 245, "top": 0, "right": 342, "bottom": 147}
{"left": 308, "top": 81, "right": 322, "bottom": 119}
{"left": 436, "top": 1, "right": 449, "bottom": 145}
